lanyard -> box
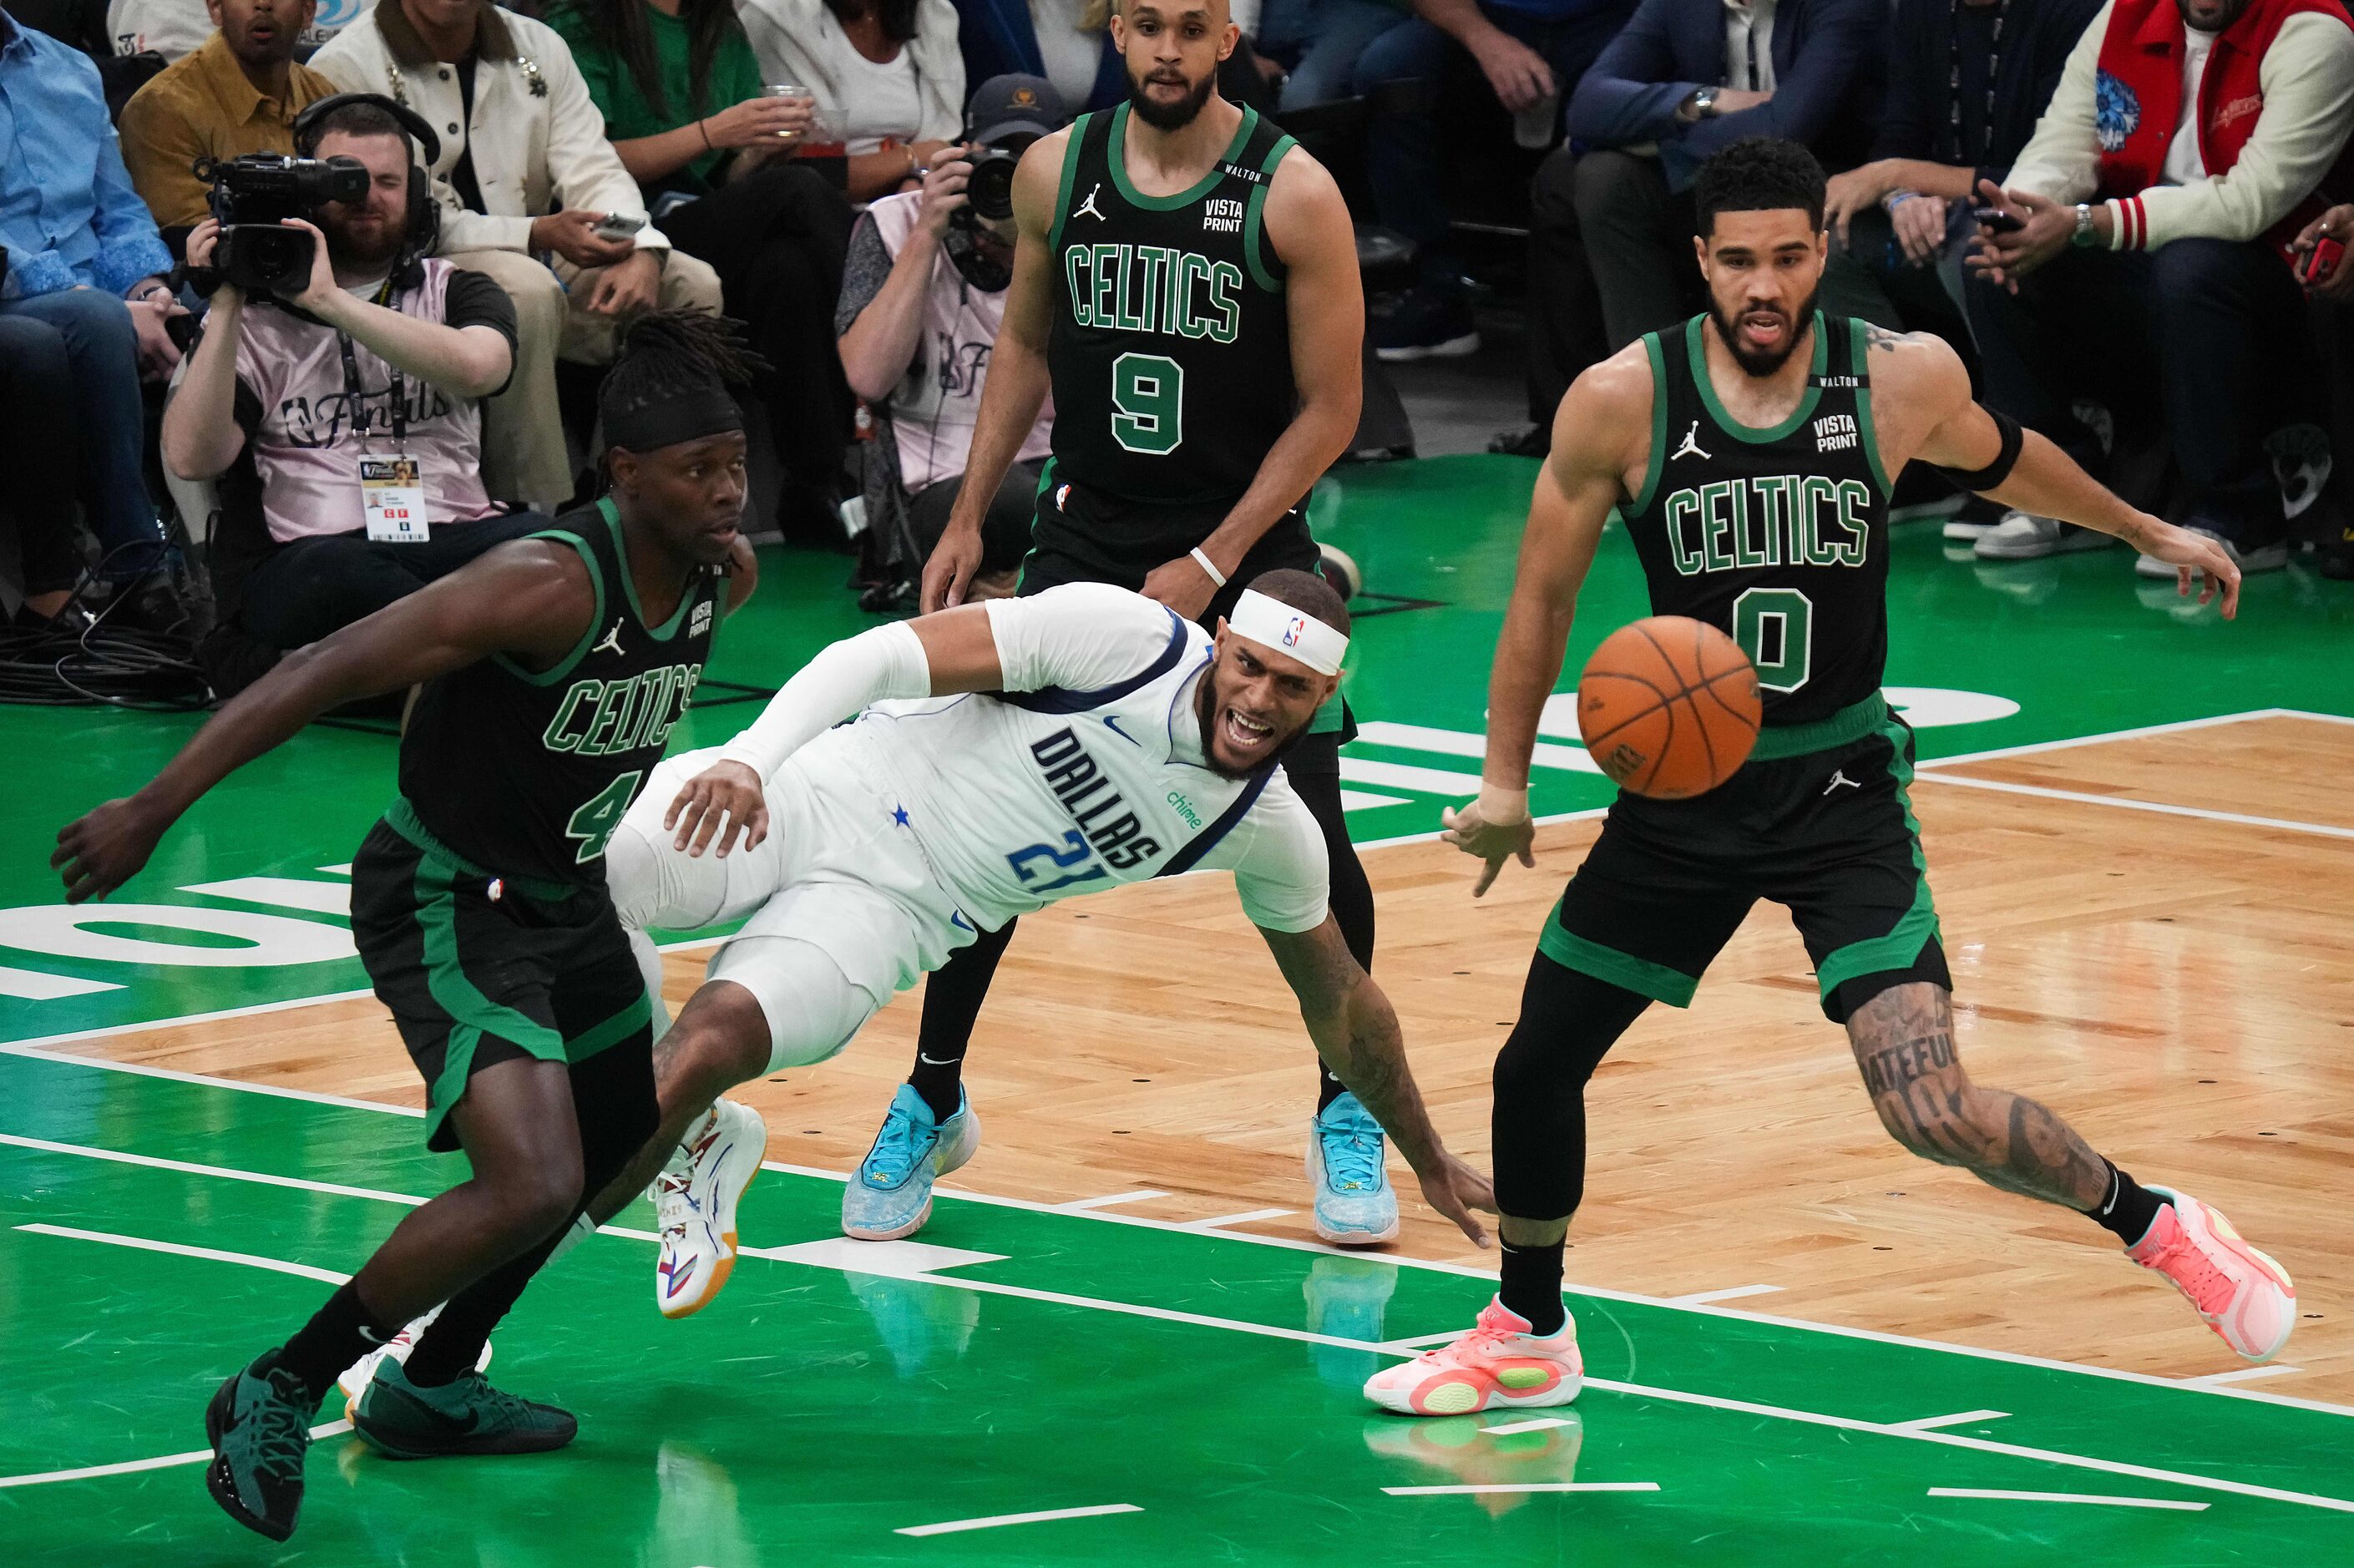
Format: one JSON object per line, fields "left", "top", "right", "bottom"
{"left": 337, "top": 278, "right": 408, "bottom": 449}
{"left": 1949, "top": 0, "right": 2006, "bottom": 169}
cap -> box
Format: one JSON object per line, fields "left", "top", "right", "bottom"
{"left": 967, "top": 74, "right": 1069, "bottom": 147}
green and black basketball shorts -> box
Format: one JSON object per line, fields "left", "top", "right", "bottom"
{"left": 1541, "top": 695, "right": 1952, "bottom": 1024}
{"left": 350, "top": 802, "right": 652, "bottom": 1151}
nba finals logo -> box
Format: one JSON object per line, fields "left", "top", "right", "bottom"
{"left": 1283, "top": 616, "right": 1309, "bottom": 648}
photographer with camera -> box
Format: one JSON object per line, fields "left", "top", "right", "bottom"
{"left": 835, "top": 74, "right": 1065, "bottom": 599}
{"left": 163, "top": 94, "right": 549, "bottom": 671}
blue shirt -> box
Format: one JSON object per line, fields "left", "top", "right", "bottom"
{"left": 0, "top": 14, "right": 173, "bottom": 299}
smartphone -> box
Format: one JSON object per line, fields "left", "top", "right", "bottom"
{"left": 591, "top": 212, "right": 647, "bottom": 242}
{"left": 2299, "top": 235, "right": 2344, "bottom": 287}
{"left": 1972, "top": 207, "right": 2026, "bottom": 235}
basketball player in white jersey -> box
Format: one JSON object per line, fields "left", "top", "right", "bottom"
{"left": 585, "top": 569, "right": 1496, "bottom": 1316}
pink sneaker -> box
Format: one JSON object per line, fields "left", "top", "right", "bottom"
{"left": 1364, "top": 1297, "right": 1582, "bottom": 1415}
{"left": 2128, "top": 1186, "right": 2296, "bottom": 1362}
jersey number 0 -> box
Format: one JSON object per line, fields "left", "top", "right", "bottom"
{"left": 1111, "top": 352, "right": 1184, "bottom": 454}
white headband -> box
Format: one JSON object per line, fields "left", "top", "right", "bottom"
{"left": 1227, "top": 589, "right": 1350, "bottom": 676}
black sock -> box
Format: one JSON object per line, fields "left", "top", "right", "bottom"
{"left": 908, "top": 919, "right": 1014, "bottom": 1121}
{"left": 2090, "top": 1159, "right": 2165, "bottom": 1246}
{"left": 1497, "top": 1239, "right": 1567, "bottom": 1336}
{"left": 1316, "top": 1064, "right": 1348, "bottom": 1113}
{"left": 276, "top": 1282, "right": 397, "bottom": 1404}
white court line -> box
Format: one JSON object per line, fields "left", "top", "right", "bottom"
{"left": 1661, "top": 1284, "right": 1784, "bottom": 1308}
{"left": 1894, "top": 1409, "right": 2010, "bottom": 1432}
{"left": 1927, "top": 1487, "right": 2207, "bottom": 1512}
{"left": 1052, "top": 1189, "right": 1168, "bottom": 1212}
{"left": 894, "top": 1503, "right": 1141, "bottom": 1537}
{"left": 0, "top": 1131, "right": 425, "bottom": 1206}
{"left": 1480, "top": 1418, "right": 1579, "bottom": 1436}
{"left": 1385, "top": 1483, "right": 1658, "bottom": 1496}
{"left": 1180, "top": 1207, "right": 1294, "bottom": 1230}
{"left": 1912, "top": 771, "right": 2354, "bottom": 842}
{"left": 19, "top": 1223, "right": 351, "bottom": 1285}
{"left": 1911, "top": 707, "right": 2309, "bottom": 768}
{"left": 0, "top": 1423, "right": 352, "bottom": 1490}
{"left": 8, "top": 1176, "right": 2354, "bottom": 1516}
{"left": 2184, "top": 1366, "right": 2304, "bottom": 1388}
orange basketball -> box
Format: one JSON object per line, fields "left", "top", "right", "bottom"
{"left": 1576, "top": 616, "right": 1762, "bottom": 799}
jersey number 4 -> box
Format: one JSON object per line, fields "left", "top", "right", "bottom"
{"left": 1006, "top": 831, "right": 1110, "bottom": 894}
{"left": 565, "top": 771, "right": 643, "bottom": 863}
{"left": 1111, "top": 352, "right": 1184, "bottom": 455}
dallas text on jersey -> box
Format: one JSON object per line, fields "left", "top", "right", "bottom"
{"left": 1030, "top": 726, "right": 1164, "bottom": 870}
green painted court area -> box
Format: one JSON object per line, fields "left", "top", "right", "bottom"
{"left": 4, "top": 1048, "right": 2353, "bottom": 1565}
{"left": 3, "top": 455, "right": 2353, "bottom": 1561}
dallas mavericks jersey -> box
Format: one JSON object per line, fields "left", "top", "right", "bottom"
{"left": 818, "top": 584, "right": 1329, "bottom": 934}
{"left": 1045, "top": 102, "right": 1299, "bottom": 503}
{"left": 399, "top": 498, "right": 721, "bottom": 888}
{"left": 1620, "top": 314, "right": 1894, "bottom": 726}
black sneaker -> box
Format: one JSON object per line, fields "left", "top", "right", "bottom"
{"left": 1372, "top": 286, "right": 1479, "bottom": 362}
{"left": 204, "top": 1353, "right": 319, "bottom": 1541}
{"left": 351, "top": 1357, "right": 578, "bottom": 1459}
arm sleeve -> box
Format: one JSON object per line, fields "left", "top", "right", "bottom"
{"left": 2002, "top": 0, "right": 2108, "bottom": 203}
{"left": 443, "top": 269, "right": 521, "bottom": 354}
{"left": 1192, "top": 773, "right": 1331, "bottom": 933}
{"left": 982, "top": 582, "right": 1191, "bottom": 695}
{"left": 836, "top": 211, "right": 894, "bottom": 336}
{"left": 1679, "top": 0, "right": 1886, "bottom": 163}
{"left": 715, "top": 620, "right": 934, "bottom": 777}
{"left": 2127, "top": 15, "right": 2354, "bottom": 250}
{"left": 1565, "top": 0, "right": 1700, "bottom": 148}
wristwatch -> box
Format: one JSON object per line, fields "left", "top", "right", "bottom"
{"left": 2069, "top": 202, "right": 2101, "bottom": 247}
{"left": 1686, "top": 85, "right": 1720, "bottom": 121}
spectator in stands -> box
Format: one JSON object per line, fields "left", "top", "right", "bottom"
{"left": 1354, "top": 0, "right": 1639, "bottom": 361}
{"left": 738, "top": 0, "right": 964, "bottom": 201}
{"left": 548, "top": 0, "right": 857, "bottom": 541}
{"left": 0, "top": 8, "right": 186, "bottom": 629}
{"left": 954, "top": 0, "right": 1121, "bottom": 113}
{"left": 1253, "top": 0, "right": 1402, "bottom": 109}
{"left": 0, "top": 311, "right": 99, "bottom": 631}
{"left": 161, "top": 98, "right": 544, "bottom": 656}
{"left": 119, "top": 0, "right": 339, "bottom": 247}
{"left": 2294, "top": 202, "right": 2354, "bottom": 579}
{"left": 109, "top": 0, "right": 371, "bottom": 62}
{"left": 837, "top": 73, "right": 1061, "bottom": 596}
{"left": 1505, "top": 0, "right": 1886, "bottom": 444}
{"left": 1967, "top": 0, "right": 2354, "bottom": 572}
{"left": 313, "top": 0, "right": 723, "bottom": 514}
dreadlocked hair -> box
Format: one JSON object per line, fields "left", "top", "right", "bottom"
{"left": 598, "top": 308, "right": 767, "bottom": 432}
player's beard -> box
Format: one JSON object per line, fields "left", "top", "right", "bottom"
{"left": 1128, "top": 65, "right": 1215, "bottom": 130}
{"left": 1193, "top": 669, "right": 1305, "bottom": 781}
{"left": 1708, "top": 282, "right": 1821, "bottom": 378}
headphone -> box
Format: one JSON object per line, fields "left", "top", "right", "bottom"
{"left": 291, "top": 92, "right": 443, "bottom": 286}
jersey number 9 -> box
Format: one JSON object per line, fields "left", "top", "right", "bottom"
{"left": 1111, "top": 352, "right": 1184, "bottom": 455}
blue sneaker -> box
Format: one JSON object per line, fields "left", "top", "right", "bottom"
{"left": 841, "top": 1085, "right": 981, "bottom": 1241}
{"left": 1309, "top": 1091, "right": 1400, "bottom": 1245}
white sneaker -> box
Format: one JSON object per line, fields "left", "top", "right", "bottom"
{"left": 1973, "top": 512, "right": 2113, "bottom": 559}
{"left": 653, "top": 1100, "right": 769, "bottom": 1320}
{"left": 2134, "top": 524, "right": 2288, "bottom": 579}
{"left": 1942, "top": 510, "right": 1999, "bottom": 540}
{"left": 336, "top": 1304, "right": 493, "bottom": 1419}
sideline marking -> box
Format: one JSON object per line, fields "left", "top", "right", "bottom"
{"left": 1926, "top": 1487, "right": 2207, "bottom": 1512}
{"left": 1182, "top": 1207, "right": 1295, "bottom": 1230}
{"left": 1894, "top": 1409, "right": 2010, "bottom": 1432}
{"left": 1385, "top": 1483, "right": 1657, "bottom": 1496}
{"left": 0, "top": 1131, "right": 426, "bottom": 1206}
{"left": 894, "top": 1503, "right": 1142, "bottom": 1537}
{"left": 2186, "top": 1366, "right": 2304, "bottom": 1388}
{"left": 1661, "top": 1284, "right": 1783, "bottom": 1308}
{"left": 19, "top": 1222, "right": 351, "bottom": 1285}
{"left": 1054, "top": 1189, "right": 1168, "bottom": 1212}
{"left": 0, "top": 1423, "right": 353, "bottom": 1490}
{"left": 1913, "top": 771, "right": 2354, "bottom": 842}
{"left": 1480, "top": 1418, "right": 1579, "bottom": 1436}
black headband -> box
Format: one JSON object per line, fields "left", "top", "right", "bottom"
{"left": 605, "top": 389, "right": 742, "bottom": 454}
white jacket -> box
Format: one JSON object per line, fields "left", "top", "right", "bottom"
{"left": 312, "top": 3, "right": 671, "bottom": 257}
{"left": 735, "top": 0, "right": 965, "bottom": 145}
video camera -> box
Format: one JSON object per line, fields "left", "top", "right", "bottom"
{"left": 197, "top": 153, "right": 368, "bottom": 296}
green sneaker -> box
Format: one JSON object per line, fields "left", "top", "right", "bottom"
{"left": 204, "top": 1353, "right": 319, "bottom": 1540}
{"left": 351, "top": 1355, "right": 577, "bottom": 1459}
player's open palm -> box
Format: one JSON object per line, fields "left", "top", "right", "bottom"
{"left": 1417, "top": 1152, "right": 1497, "bottom": 1247}
{"left": 667, "top": 761, "right": 769, "bottom": 857}
{"left": 2140, "top": 520, "right": 2243, "bottom": 620}
{"left": 53, "top": 797, "right": 168, "bottom": 903}
{"left": 1441, "top": 799, "right": 1536, "bottom": 895}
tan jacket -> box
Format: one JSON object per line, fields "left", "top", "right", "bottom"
{"left": 118, "top": 33, "right": 339, "bottom": 229}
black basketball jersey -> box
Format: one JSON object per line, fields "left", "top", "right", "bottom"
{"left": 1619, "top": 313, "right": 1894, "bottom": 727}
{"left": 1045, "top": 101, "right": 1298, "bottom": 504}
{"left": 397, "top": 498, "right": 721, "bottom": 888}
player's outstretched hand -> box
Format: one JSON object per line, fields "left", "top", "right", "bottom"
{"left": 666, "top": 760, "right": 769, "bottom": 858}
{"left": 1417, "top": 1152, "right": 1497, "bottom": 1248}
{"left": 1440, "top": 798, "right": 1536, "bottom": 896}
{"left": 53, "top": 797, "right": 168, "bottom": 904}
{"left": 920, "top": 519, "right": 984, "bottom": 613}
{"left": 2139, "top": 519, "right": 2243, "bottom": 620}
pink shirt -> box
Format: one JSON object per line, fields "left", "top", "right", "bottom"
{"left": 233, "top": 258, "right": 506, "bottom": 543}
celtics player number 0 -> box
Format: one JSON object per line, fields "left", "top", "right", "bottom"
{"left": 1110, "top": 352, "right": 1184, "bottom": 455}
{"left": 1731, "top": 587, "right": 1814, "bottom": 694}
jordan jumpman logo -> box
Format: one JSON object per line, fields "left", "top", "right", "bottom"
{"left": 1075, "top": 182, "right": 1107, "bottom": 222}
{"left": 592, "top": 620, "right": 625, "bottom": 657}
{"left": 1671, "top": 421, "right": 1710, "bottom": 463}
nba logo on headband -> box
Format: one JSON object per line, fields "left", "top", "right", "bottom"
{"left": 1229, "top": 589, "right": 1349, "bottom": 676}
{"left": 1283, "top": 617, "right": 1308, "bottom": 649}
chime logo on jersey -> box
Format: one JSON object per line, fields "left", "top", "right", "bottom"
{"left": 1659, "top": 475, "right": 1873, "bottom": 577}
{"left": 1029, "top": 726, "right": 1164, "bottom": 870}
{"left": 1064, "top": 242, "right": 1243, "bottom": 343}
{"left": 542, "top": 663, "right": 702, "bottom": 757}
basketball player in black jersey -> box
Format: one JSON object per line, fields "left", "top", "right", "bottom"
{"left": 847, "top": 0, "right": 1394, "bottom": 1243}
{"left": 52, "top": 314, "right": 761, "bottom": 1538}
{"left": 1367, "top": 140, "right": 2296, "bottom": 1419}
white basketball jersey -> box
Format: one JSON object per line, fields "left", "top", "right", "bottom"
{"left": 809, "top": 584, "right": 1329, "bottom": 936}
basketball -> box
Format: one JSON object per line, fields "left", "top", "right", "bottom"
{"left": 1576, "top": 616, "right": 1762, "bottom": 798}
